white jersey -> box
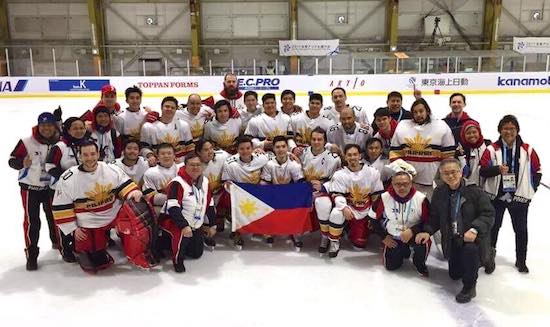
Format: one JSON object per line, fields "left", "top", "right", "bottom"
{"left": 165, "top": 173, "right": 212, "bottom": 230}
{"left": 244, "top": 112, "right": 292, "bottom": 149}
{"left": 329, "top": 165, "right": 384, "bottom": 212}
{"left": 115, "top": 157, "right": 149, "bottom": 186}
{"left": 203, "top": 118, "right": 242, "bottom": 154}
{"left": 222, "top": 153, "right": 269, "bottom": 184}
{"left": 90, "top": 129, "right": 120, "bottom": 164}
{"left": 175, "top": 105, "right": 213, "bottom": 141}
{"left": 203, "top": 150, "right": 230, "bottom": 195}
{"left": 11, "top": 133, "right": 55, "bottom": 189}
{"left": 116, "top": 108, "right": 147, "bottom": 140}
{"left": 238, "top": 105, "right": 263, "bottom": 132}
{"left": 140, "top": 118, "right": 193, "bottom": 158}
{"left": 300, "top": 147, "right": 341, "bottom": 182}
{"left": 364, "top": 155, "right": 392, "bottom": 183}
{"left": 390, "top": 119, "right": 455, "bottom": 185}
{"left": 46, "top": 140, "right": 81, "bottom": 189}
{"left": 142, "top": 163, "right": 179, "bottom": 199}
{"left": 214, "top": 92, "right": 246, "bottom": 114}
{"left": 290, "top": 111, "right": 333, "bottom": 145}
{"left": 261, "top": 156, "right": 304, "bottom": 184}
{"left": 322, "top": 104, "right": 370, "bottom": 126}
{"left": 327, "top": 122, "right": 372, "bottom": 153}
{"left": 52, "top": 162, "right": 138, "bottom": 235}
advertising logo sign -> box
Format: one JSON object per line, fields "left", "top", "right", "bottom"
{"left": 238, "top": 78, "right": 280, "bottom": 91}
{"left": 49, "top": 79, "right": 110, "bottom": 92}
{"left": 0, "top": 79, "right": 28, "bottom": 92}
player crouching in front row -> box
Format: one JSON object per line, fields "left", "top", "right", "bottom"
{"left": 162, "top": 153, "right": 216, "bottom": 273}
{"left": 321, "top": 144, "right": 384, "bottom": 257}
{"left": 52, "top": 141, "right": 155, "bottom": 273}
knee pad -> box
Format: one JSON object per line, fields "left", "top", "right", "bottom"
{"left": 348, "top": 219, "right": 368, "bottom": 248}
{"left": 314, "top": 196, "right": 332, "bottom": 222}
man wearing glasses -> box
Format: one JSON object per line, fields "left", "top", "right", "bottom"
{"left": 416, "top": 158, "right": 494, "bottom": 303}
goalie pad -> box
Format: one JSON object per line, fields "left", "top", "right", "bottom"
{"left": 116, "top": 199, "right": 158, "bottom": 269}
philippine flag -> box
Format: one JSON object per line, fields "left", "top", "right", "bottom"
{"left": 230, "top": 182, "right": 313, "bottom": 235}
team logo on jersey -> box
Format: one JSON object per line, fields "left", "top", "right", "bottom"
{"left": 349, "top": 184, "right": 370, "bottom": 208}
{"left": 274, "top": 172, "right": 291, "bottom": 185}
{"left": 85, "top": 182, "right": 115, "bottom": 208}
{"left": 296, "top": 127, "right": 312, "bottom": 144}
{"left": 243, "top": 170, "right": 261, "bottom": 184}
{"left": 215, "top": 131, "right": 237, "bottom": 150}
{"left": 129, "top": 127, "right": 141, "bottom": 141}
{"left": 303, "top": 165, "right": 323, "bottom": 182}
{"left": 207, "top": 173, "right": 222, "bottom": 192}
{"left": 190, "top": 120, "right": 204, "bottom": 139}
{"left": 265, "top": 127, "right": 285, "bottom": 140}
{"left": 404, "top": 133, "right": 432, "bottom": 152}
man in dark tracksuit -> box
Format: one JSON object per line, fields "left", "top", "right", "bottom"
{"left": 416, "top": 158, "right": 494, "bottom": 303}
{"left": 9, "top": 113, "right": 60, "bottom": 270}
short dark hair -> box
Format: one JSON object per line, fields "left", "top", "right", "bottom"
{"left": 79, "top": 140, "right": 98, "bottom": 152}
{"left": 161, "top": 96, "right": 178, "bottom": 108}
{"left": 125, "top": 86, "right": 142, "bottom": 99}
{"left": 309, "top": 93, "right": 323, "bottom": 104}
{"left": 310, "top": 126, "right": 327, "bottom": 143}
{"left": 156, "top": 143, "right": 175, "bottom": 153}
{"left": 262, "top": 93, "right": 276, "bottom": 104}
{"left": 244, "top": 90, "right": 258, "bottom": 100}
{"left": 387, "top": 91, "right": 403, "bottom": 101}
{"left": 411, "top": 98, "right": 431, "bottom": 123}
{"left": 184, "top": 152, "right": 200, "bottom": 164}
{"left": 366, "top": 137, "right": 383, "bottom": 148}
{"left": 272, "top": 135, "right": 288, "bottom": 146}
{"left": 236, "top": 135, "right": 253, "bottom": 147}
{"left": 224, "top": 72, "right": 237, "bottom": 81}
{"left": 281, "top": 89, "right": 296, "bottom": 101}
{"left": 123, "top": 139, "right": 140, "bottom": 150}
{"left": 439, "top": 157, "right": 462, "bottom": 171}
{"left": 214, "top": 99, "right": 231, "bottom": 111}
{"left": 331, "top": 87, "right": 346, "bottom": 96}
{"left": 344, "top": 143, "right": 361, "bottom": 155}
{"left": 498, "top": 115, "right": 520, "bottom": 133}
{"left": 374, "top": 107, "right": 391, "bottom": 118}
{"left": 195, "top": 139, "right": 213, "bottom": 153}
{"left": 449, "top": 92, "right": 466, "bottom": 104}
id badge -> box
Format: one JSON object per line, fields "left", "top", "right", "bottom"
{"left": 502, "top": 173, "right": 517, "bottom": 193}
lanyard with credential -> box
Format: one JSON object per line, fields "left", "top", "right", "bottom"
{"left": 192, "top": 183, "right": 204, "bottom": 222}
{"left": 397, "top": 108, "right": 403, "bottom": 122}
{"left": 452, "top": 193, "right": 461, "bottom": 222}
{"left": 502, "top": 142, "right": 516, "bottom": 172}
{"left": 394, "top": 200, "right": 412, "bottom": 228}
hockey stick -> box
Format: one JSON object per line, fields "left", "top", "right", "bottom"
{"left": 540, "top": 182, "right": 550, "bottom": 190}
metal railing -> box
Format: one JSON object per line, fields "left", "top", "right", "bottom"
{"left": 1, "top": 45, "right": 549, "bottom": 77}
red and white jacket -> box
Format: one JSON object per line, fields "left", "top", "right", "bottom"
{"left": 165, "top": 167, "right": 213, "bottom": 230}
{"left": 369, "top": 186, "right": 430, "bottom": 238}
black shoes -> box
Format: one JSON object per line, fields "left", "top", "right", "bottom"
{"left": 174, "top": 260, "right": 186, "bottom": 273}
{"left": 516, "top": 261, "right": 529, "bottom": 274}
{"left": 485, "top": 247, "right": 496, "bottom": 274}
{"left": 456, "top": 285, "right": 477, "bottom": 303}
{"left": 25, "top": 247, "right": 39, "bottom": 271}
{"left": 415, "top": 264, "right": 429, "bottom": 277}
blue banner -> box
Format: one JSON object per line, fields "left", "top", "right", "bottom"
{"left": 49, "top": 79, "right": 110, "bottom": 92}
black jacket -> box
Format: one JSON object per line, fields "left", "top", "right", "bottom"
{"left": 423, "top": 179, "right": 494, "bottom": 262}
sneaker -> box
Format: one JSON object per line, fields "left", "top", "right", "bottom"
{"left": 455, "top": 286, "right": 477, "bottom": 303}
{"left": 516, "top": 261, "right": 529, "bottom": 274}
{"left": 318, "top": 235, "right": 330, "bottom": 254}
{"left": 328, "top": 240, "right": 340, "bottom": 258}
{"left": 62, "top": 250, "right": 77, "bottom": 263}
{"left": 485, "top": 247, "right": 496, "bottom": 274}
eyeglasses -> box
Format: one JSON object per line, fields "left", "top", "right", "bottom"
{"left": 441, "top": 170, "right": 460, "bottom": 176}
{"left": 393, "top": 182, "right": 411, "bottom": 188}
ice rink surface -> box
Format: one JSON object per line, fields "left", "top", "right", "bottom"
{"left": 0, "top": 92, "right": 549, "bottom": 326}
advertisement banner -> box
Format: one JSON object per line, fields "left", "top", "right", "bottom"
{"left": 513, "top": 37, "right": 550, "bottom": 54}
{"left": 279, "top": 39, "right": 340, "bottom": 56}
{"left": 49, "top": 79, "right": 110, "bottom": 92}
{"left": 0, "top": 79, "right": 28, "bottom": 92}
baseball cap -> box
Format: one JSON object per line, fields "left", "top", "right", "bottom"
{"left": 101, "top": 85, "right": 117, "bottom": 95}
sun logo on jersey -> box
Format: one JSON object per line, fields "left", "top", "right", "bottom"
{"left": 191, "top": 120, "right": 204, "bottom": 139}
{"left": 129, "top": 127, "right": 141, "bottom": 140}
{"left": 349, "top": 184, "right": 370, "bottom": 208}
{"left": 207, "top": 173, "right": 222, "bottom": 192}
{"left": 243, "top": 170, "right": 261, "bottom": 184}
{"left": 296, "top": 127, "right": 312, "bottom": 145}
{"left": 85, "top": 183, "right": 114, "bottom": 207}
{"left": 161, "top": 133, "right": 179, "bottom": 148}
{"left": 274, "top": 173, "right": 291, "bottom": 185}
{"left": 303, "top": 165, "right": 323, "bottom": 181}
{"left": 404, "top": 133, "right": 432, "bottom": 151}
{"left": 266, "top": 127, "right": 285, "bottom": 140}
{"left": 216, "top": 131, "right": 236, "bottom": 150}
